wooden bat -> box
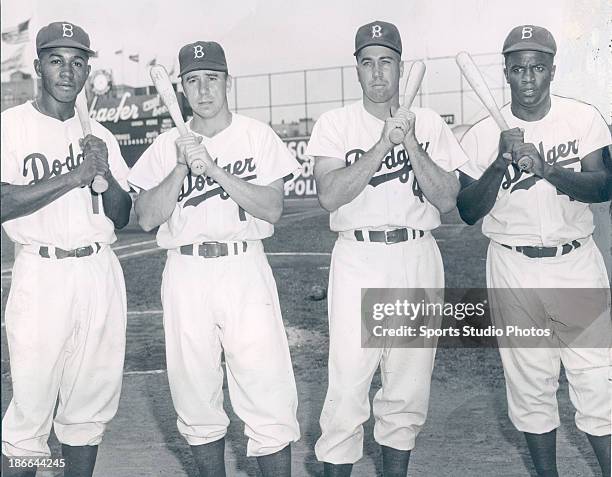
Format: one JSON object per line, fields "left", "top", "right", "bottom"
{"left": 75, "top": 90, "right": 109, "bottom": 193}
{"left": 149, "top": 65, "right": 206, "bottom": 176}
{"left": 455, "top": 51, "right": 532, "bottom": 170}
{"left": 389, "top": 60, "right": 426, "bottom": 145}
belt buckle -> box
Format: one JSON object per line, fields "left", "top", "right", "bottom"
{"left": 201, "top": 242, "right": 222, "bottom": 258}
{"left": 74, "top": 246, "right": 91, "bottom": 258}
{"left": 384, "top": 229, "right": 403, "bottom": 244}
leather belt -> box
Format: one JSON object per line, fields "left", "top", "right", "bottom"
{"left": 39, "top": 243, "right": 101, "bottom": 259}
{"left": 501, "top": 240, "right": 582, "bottom": 258}
{"left": 179, "top": 241, "right": 248, "bottom": 258}
{"left": 353, "top": 228, "right": 425, "bottom": 244}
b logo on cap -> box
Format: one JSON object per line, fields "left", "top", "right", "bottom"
{"left": 371, "top": 25, "right": 382, "bottom": 38}
{"left": 193, "top": 45, "right": 205, "bottom": 59}
{"left": 62, "top": 23, "right": 74, "bottom": 38}
{"left": 521, "top": 26, "right": 533, "bottom": 39}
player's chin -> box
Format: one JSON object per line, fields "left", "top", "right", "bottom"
{"left": 53, "top": 87, "right": 80, "bottom": 102}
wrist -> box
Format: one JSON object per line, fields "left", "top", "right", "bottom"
{"left": 541, "top": 162, "right": 555, "bottom": 179}
{"left": 206, "top": 163, "right": 223, "bottom": 181}
{"left": 402, "top": 133, "right": 419, "bottom": 151}
{"left": 493, "top": 155, "right": 510, "bottom": 171}
{"left": 68, "top": 170, "right": 86, "bottom": 188}
{"left": 174, "top": 163, "right": 189, "bottom": 177}
{"left": 375, "top": 137, "right": 393, "bottom": 155}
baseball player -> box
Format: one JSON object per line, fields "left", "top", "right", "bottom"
{"left": 128, "top": 41, "right": 300, "bottom": 476}
{"left": 306, "top": 21, "right": 469, "bottom": 476}
{"left": 0, "top": 22, "right": 132, "bottom": 477}
{"left": 457, "top": 25, "right": 611, "bottom": 477}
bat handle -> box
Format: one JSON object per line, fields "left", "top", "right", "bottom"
{"left": 92, "top": 175, "right": 109, "bottom": 193}
{"left": 517, "top": 156, "right": 533, "bottom": 171}
{"left": 189, "top": 159, "right": 207, "bottom": 176}
{"left": 389, "top": 127, "right": 405, "bottom": 145}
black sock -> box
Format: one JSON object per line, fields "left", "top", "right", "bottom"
{"left": 585, "top": 433, "right": 611, "bottom": 477}
{"left": 62, "top": 444, "right": 99, "bottom": 477}
{"left": 191, "top": 438, "right": 226, "bottom": 477}
{"left": 256, "top": 444, "right": 292, "bottom": 477}
{"left": 524, "top": 430, "right": 558, "bottom": 476}
{"left": 381, "top": 445, "right": 411, "bottom": 477}
{"left": 323, "top": 461, "right": 353, "bottom": 477}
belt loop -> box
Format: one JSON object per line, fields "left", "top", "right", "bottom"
{"left": 48, "top": 246, "right": 57, "bottom": 259}
{"left": 192, "top": 243, "right": 198, "bottom": 256}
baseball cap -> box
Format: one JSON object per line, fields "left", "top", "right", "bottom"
{"left": 354, "top": 21, "right": 402, "bottom": 57}
{"left": 179, "top": 41, "right": 228, "bottom": 76}
{"left": 36, "top": 21, "right": 95, "bottom": 55}
{"left": 502, "top": 25, "right": 557, "bottom": 55}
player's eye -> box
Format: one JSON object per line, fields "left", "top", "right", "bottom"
{"left": 73, "top": 61, "right": 83, "bottom": 67}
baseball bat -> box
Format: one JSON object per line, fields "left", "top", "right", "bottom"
{"left": 455, "top": 51, "right": 532, "bottom": 171}
{"left": 389, "top": 60, "right": 426, "bottom": 145}
{"left": 75, "top": 90, "right": 109, "bottom": 193}
{"left": 149, "top": 65, "right": 206, "bottom": 176}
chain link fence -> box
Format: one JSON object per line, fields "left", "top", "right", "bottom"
{"left": 228, "top": 52, "right": 510, "bottom": 136}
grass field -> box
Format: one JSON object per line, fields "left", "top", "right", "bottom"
{"left": 0, "top": 199, "right": 605, "bottom": 476}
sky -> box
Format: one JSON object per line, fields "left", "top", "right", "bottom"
{"left": 1, "top": 0, "right": 610, "bottom": 115}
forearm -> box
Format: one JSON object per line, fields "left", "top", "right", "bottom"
{"left": 101, "top": 175, "right": 133, "bottom": 229}
{"left": 317, "top": 140, "right": 388, "bottom": 212}
{"left": 404, "top": 137, "right": 460, "bottom": 213}
{"left": 1, "top": 172, "right": 80, "bottom": 223}
{"left": 208, "top": 166, "right": 283, "bottom": 223}
{"left": 542, "top": 165, "right": 610, "bottom": 203}
{"left": 457, "top": 158, "right": 507, "bottom": 225}
{"left": 134, "top": 165, "right": 188, "bottom": 231}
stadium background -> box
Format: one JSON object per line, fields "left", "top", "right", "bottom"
{"left": 1, "top": 1, "right": 611, "bottom": 475}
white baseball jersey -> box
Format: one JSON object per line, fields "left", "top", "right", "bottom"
{"left": 460, "top": 95, "right": 611, "bottom": 247}
{"left": 305, "top": 101, "right": 469, "bottom": 232}
{"left": 128, "top": 113, "right": 300, "bottom": 248}
{"left": 1, "top": 102, "right": 130, "bottom": 249}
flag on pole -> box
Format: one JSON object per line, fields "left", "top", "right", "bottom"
{"left": 1, "top": 45, "right": 26, "bottom": 72}
{"left": 147, "top": 58, "right": 156, "bottom": 67}
{"left": 114, "top": 49, "right": 123, "bottom": 55}
{"left": 1, "top": 19, "right": 30, "bottom": 44}
{"left": 128, "top": 54, "right": 139, "bottom": 62}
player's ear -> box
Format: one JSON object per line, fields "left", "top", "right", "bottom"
{"left": 550, "top": 64, "right": 556, "bottom": 82}
{"left": 226, "top": 74, "right": 232, "bottom": 95}
{"left": 34, "top": 58, "right": 42, "bottom": 77}
{"left": 503, "top": 67, "right": 509, "bottom": 84}
{"left": 399, "top": 60, "right": 404, "bottom": 77}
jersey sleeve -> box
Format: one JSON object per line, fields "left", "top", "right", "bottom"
{"left": 425, "top": 113, "right": 470, "bottom": 172}
{"left": 255, "top": 125, "right": 301, "bottom": 186}
{"left": 580, "top": 106, "right": 612, "bottom": 158}
{"left": 458, "top": 125, "right": 487, "bottom": 180}
{"left": 305, "top": 112, "right": 344, "bottom": 160}
{"left": 0, "top": 111, "right": 21, "bottom": 184}
{"left": 128, "top": 133, "right": 174, "bottom": 192}
{"left": 102, "top": 127, "right": 131, "bottom": 192}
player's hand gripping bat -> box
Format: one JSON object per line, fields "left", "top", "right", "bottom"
{"left": 150, "top": 65, "right": 207, "bottom": 176}
{"left": 455, "top": 51, "right": 532, "bottom": 170}
{"left": 75, "top": 90, "right": 109, "bottom": 193}
{"left": 389, "top": 60, "right": 426, "bottom": 145}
